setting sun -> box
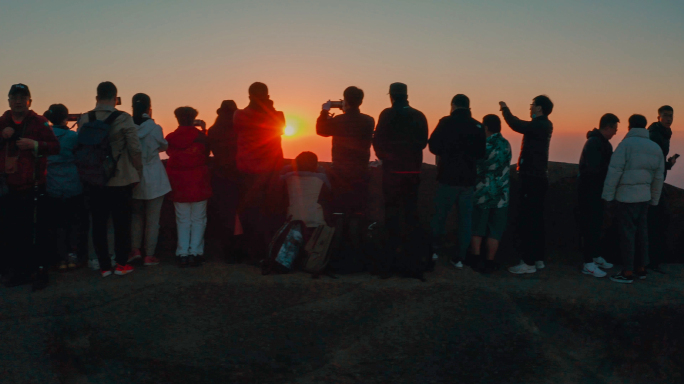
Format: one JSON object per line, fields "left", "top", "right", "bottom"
{"left": 284, "top": 124, "right": 296, "bottom": 136}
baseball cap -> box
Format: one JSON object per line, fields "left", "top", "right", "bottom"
{"left": 388, "top": 82, "right": 407, "bottom": 96}
{"left": 8, "top": 83, "right": 31, "bottom": 98}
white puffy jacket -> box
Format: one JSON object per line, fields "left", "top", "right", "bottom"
{"left": 602, "top": 128, "right": 664, "bottom": 205}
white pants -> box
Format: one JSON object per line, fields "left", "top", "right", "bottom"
{"left": 131, "top": 196, "right": 165, "bottom": 256}
{"left": 174, "top": 200, "right": 207, "bottom": 256}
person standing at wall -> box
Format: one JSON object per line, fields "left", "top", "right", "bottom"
{"left": 647, "top": 105, "right": 676, "bottom": 273}
{"left": 470, "top": 114, "right": 512, "bottom": 274}
{"left": 166, "top": 107, "right": 212, "bottom": 268}
{"left": 0, "top": 84, "right": 60, "bottom": 289}
{"left": 602, "top": 114, "right": 664, "bottom": 283}
{"left": 128, "top": 93, "right": 171, "bottom": 267}
{"left": 373, "top": 82, "right": 428, "bottom": 278}
{"left": 577, "top": 113, "right": 619, "bottom": 277}
{"left": 428, "top": 94, "right": 486, "bottom": 269}
{"left": 499, "top": 95, "right": 554, "bottom": 275}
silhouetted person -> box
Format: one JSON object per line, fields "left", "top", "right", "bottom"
{"left": 233, "top": 82, "right": 287, "bottom": 261}
{"left": 280, "top": 152, "right": 331, "bottom": 230}
{"left": 603, "top": 114, "right": 664, "bottom": 283}
{"left": 0, "top": 84, "right": 60, "bottom": 289}
{"left": 429, "top": 94, "right": 486, "bottom": 269}
{"left": 578, "top": 113, "right": 619, "bottom": 278}
{"left": 647, "top": 105, "right": 676, "bottom": 273}
{"left": 208, "top": 100, "right": 242, "bottom": 263}
{"left": 166, "top": 107, "right": 212, "bottom": 268}
{"left": 499, "top": 95, "right": 554, "bottom": 275}
{"left": 78, "top": 81, "right": 142, "bottom": 278}
{"left": 44, "top": 104, "right": 88, "bottom": 272}
{"left": 317, "top": 86, "right": 374, "bottom": 250}
{"left": 470, "top": 114, "right": 512, "bottom": 274}
{"left": 129, "top": 93, "right": 171, "bottom": 267}
{"left": 373, "top": 82, "right": 428, "bottom": 277}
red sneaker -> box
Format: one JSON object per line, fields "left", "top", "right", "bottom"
{"left": 114, "top": 264, "right": 134, "bottom": 276}
{"left": 101, "top": 269, "right": 113, "bottom": 278}
{"left": 144, "top": 256, "right": 160, "bottom": 266}
{"left": 127, "top": 249, "right": 142, "bottom": 264}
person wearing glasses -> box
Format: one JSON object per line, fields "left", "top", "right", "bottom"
{"left": 0, "top": 84, "right": 60, "bottom": 289}
{"left": 498, "top": 95, "right": 554, "bottom": 275}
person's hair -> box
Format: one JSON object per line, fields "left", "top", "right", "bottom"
{"left": 451, "top": 94, "right": 470, "bottom": 109}
{"left": 628, "top": 114, "right": 648, "bottom": 129}
{"left": 44, "top": 104, "right": 69, "bottom": 126}
{"left": 533, "top": 95, "right": 554, "bottom": 116}
{"left": 390, "top": 93, "right": 408, "bottom": 103}
{"left": 132, "top": 93, "right": 151, "bottom": 125}
{"left": 97, "top": 81, "right": 118, "bottom": 100}
{"left": 343, "top": 86, "right": 364, "bottom": 108}
{"left": 174, "top": 106, "right": 199, "bottom": 126}
{"left": 248, "top": 82, "right": 269, "bottom": 100}
{"left": 482, "top": 114, "right": 501, "bottom": 133}
{"left": 598, "top": 113, "right": 620, "bottom": 130}
{"left": 295, "top": 151, "right": 318, "bottom": 172}
{"left": 658, "top": 105, "right": 674, "bottom": 115}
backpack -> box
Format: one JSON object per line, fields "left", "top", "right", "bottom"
{"left": 302, "top": 224, "right": 336, "bottom": 277}
{"left": 74, "top": 111, "right": 123, "bottom": 187}
{"left": 262, "top": 219, "right": 305, "bottom": 275}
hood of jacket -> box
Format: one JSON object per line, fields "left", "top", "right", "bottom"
{"left": 52, "top": 125, "right": 71, "bottom": 137}
{"left": 624, "top": 127, "right": 650, "bottom": 140}
{"left": 586, "top": 128, "right": 606, "bottom": 140}
{"left": 648, "top": 122, "right": 672, "bottom": 141}
{"left": 167, "top": 126, "right": 200, "bottom": 149}
{"left": 136, "top": 114, "right": 157, "bottom": 139}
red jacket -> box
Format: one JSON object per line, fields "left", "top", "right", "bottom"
{"left": 165, "top": 126, "right": 212, "bottom": 203}
{"left": 0, "top": 110, "right": 60, "bottom": 192}
{"left": 233, "top": 101, "right": 285, "bottom": 174}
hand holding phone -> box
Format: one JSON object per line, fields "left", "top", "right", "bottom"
{"left": 193, "top": 119, "right": 206, "bottom": 131}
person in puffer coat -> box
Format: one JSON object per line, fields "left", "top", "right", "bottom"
{"left": 602, "top": 114, "right": 664, "bottom": 284}
{"left": 44, "top": 104, "right": 88, "bottom": 271}
{"left": 166, "top": 107, "right": 212, "bottom": 268}
{"left": 129, "top": 94, "right": 171, "bottom": 267}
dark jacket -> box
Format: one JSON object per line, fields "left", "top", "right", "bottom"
{"left": 166, "top": 126, "right": 212, "bottom": 203}
{"left": 428, "top": 109, "right": 486, "bottom": 186}
{"left": 578, "top": 129, "right": 613, "bottom": 201}
{"left": 208, "top": 110, "right": 238, "bottom": 178}
{"left": 648, "top": 122, "right": 673, "bottom": 179}
{"left": 47, "top": 126, "right": 82, "bottom": 198}
{"left": 502, "top": 108, "right": 553, "bottom": 178}
{"left": 316, "top": 107, "right": 375, "bottom": 177}
{"left": 0, "top": 110, "right": 60, "bottom": 192}
{"left": 373, "top": 101, "right": 428, "bottom": 173}
{"left": 233, "top": 100, "right": 285, "bottom": 175}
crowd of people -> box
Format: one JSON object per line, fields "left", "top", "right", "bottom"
{"left": 0, "top": 80, "right": 676, "bottom": 290}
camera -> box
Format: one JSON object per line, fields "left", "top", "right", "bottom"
{"left": 329, "top": 100, "right": 344, "bottom": 109}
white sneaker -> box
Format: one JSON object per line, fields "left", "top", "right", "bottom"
{"left": 593, "top": 257, "right": 613, "bottom": 269}
{"left": 582, "top": 262, "right": 607, "bottom": 278}
{"left": 508, "top": 261, "right": 537, "bottom": 274}
{"left": 88, "top": 258, "right": 101, "bottom": 271}
{"left": 535, "top": 261, "right": 545, "bottom": 269}
{"left": 451, "top": 260, "right": 463, "bottom": 269}
{"left": 432, "top": 253, "right": 439, "bottom": 261}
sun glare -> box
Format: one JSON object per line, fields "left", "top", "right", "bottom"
{"left": 284, "top": 124, "right": 296, "bottom": 136}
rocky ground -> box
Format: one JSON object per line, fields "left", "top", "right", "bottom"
{"left": 1, "top": 255, "right": 683, "bottom": 384}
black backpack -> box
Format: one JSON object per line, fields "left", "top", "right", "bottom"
{"left": 74, "top": 111, "right": 123, "bottom": 187}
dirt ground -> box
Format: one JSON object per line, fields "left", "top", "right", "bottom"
{"left": 2, "top": 253, "right": 683, "bottom": 384}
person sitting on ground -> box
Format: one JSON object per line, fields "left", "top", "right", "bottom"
{"left": 577, "top": 113, "right": 619, "bottom": 278}
{"left": 470, "top": 114, "right": 511, "bottom": 274}
{"left": 0, "top": 84, "right": 60, "bottom": 290}
{"left": 280, "top": 152, "right": 331, "bottom": 237}
{"left": 44, "top": 104, "right": 88, "bottom": 272}
{"left": 128, "top": 93, "right": 171, "bottom": 267}
{"left": 602, "top": 114, "right": 664, "bottom": 284}
{"left": 166, "top": 107, "right": 212, "bottom": 268}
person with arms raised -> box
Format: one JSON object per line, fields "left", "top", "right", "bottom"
{"left": 0, "top": 84, "right": 60, "bottom": 289}
{"left": 499, "top": 95, "right": 554, "bottom": 275}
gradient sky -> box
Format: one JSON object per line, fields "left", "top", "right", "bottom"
{"left": 2, "top": 0, "right": 683, "bottom": 186}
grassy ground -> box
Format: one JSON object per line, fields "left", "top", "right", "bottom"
{"left": 2, "top": 251, "right": 683, "bottom": 384}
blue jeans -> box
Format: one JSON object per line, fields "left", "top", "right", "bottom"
{"left": 430, "top": 184, "right": 474, "bottom": 261}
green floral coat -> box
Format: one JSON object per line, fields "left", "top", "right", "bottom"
{"left": 474, "top": 133, "right": 512, "bottom": 209}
